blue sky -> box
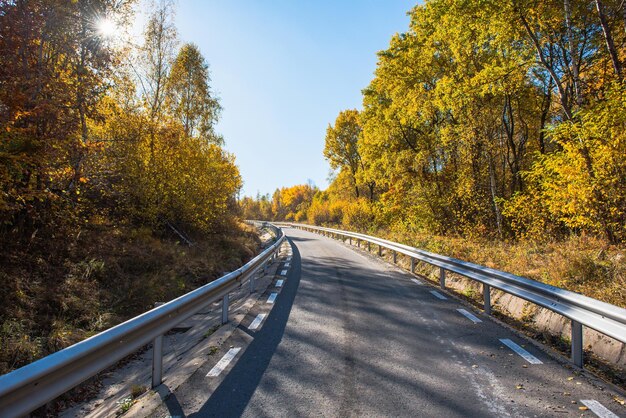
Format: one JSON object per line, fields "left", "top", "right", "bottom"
{"left": 152, "top": 1, "right": 412, "bottom": 197}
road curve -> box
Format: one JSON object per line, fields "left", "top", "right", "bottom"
{"left": 151, "top": 227, "right": 625, "bottom": 418}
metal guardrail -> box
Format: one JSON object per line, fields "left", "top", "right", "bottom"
{"left": 282, "top": 223, "right": 626, "bottom": 369}
{"left": 0, "top": 222, "right": 284, "bottom": 418}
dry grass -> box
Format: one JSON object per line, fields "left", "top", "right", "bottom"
{"left": 384, "top": 230, "right": 626, "bottom": 309}
{"left": 0, "top": 220, "right": 260, "bottom": 375}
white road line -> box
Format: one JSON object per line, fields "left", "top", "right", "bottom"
{"left": 499, "top": 338, "right": 543, "bottom": 364}
{"left": 430, "top": 290, "right": 447, "bottom": 300}
{"left": 276, "top": 279, "right": 284, "bottom": 287}
{"left": 207, "top": 347, "right": 241, "bottom": 377}
{"left": 580, "top": 400, "right": 619, "bottom": 418}
{"left": 457, "top": 308, "right": 482, "bottom": 323}
{"left": 280, "top": 269, "right": 288, "bottom": 275}
{"left": 248, "top": 313, "right": 266, "bottom": 330}
{"left": 286, "top": 257, "right": 292, "bottom": 261}
{"left": 410, "top": 279, "right": 423, "bottom": 285}
{"left": 267, "top": 292, "right": 278, "bottom": 304}
{"left": 284, "top": 262, "right": 290, "bottom": 267}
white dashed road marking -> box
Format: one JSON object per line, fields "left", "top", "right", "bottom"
{"left": 276, "top": 279, "right": 284, "bottom": 287}
{"left": 457, "top": 308, "right": 482, "bottom": 323}
{"left": 280, "top": 269, "right": 288, "bottom": 275}
{"left": 580, "top": 400, "right": 619, "bottom": 418}
{"left": 430, "top": 290, "right": 447, "bottom": 300}
{"left": 207, "top": 347, "right": 241, "bottom": 377}
{"left": 499, "top": 338, "right": 543, "bottom": 364}
{"left": 284, "top": 262, "right": 290, "bottom": 267}
{"left": 410, "top": 279, "right": 423, "bottom": 285}
{"left": 248, "top": 314, "right": 266, "bottom": 330}
{"left": 267, "top": 292, "right": 278, "bottom": 304}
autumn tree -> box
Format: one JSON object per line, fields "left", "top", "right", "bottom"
{"left": 167, "top": 43, "right": 222, "bottom": 143}
{"left": 89, "top": 4, "right": 240, "bottom": 234}
{"left": 325, "top": 110, "right": 366, "bottom": 199}
{"left": 302, "top": 0, "right": 626, "bottom": 243}
{"left": 0, "top": 0, "right": 132, "bottom": 237}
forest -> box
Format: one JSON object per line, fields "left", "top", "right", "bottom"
{"left": 0, "top": 0, "right": 258, "bottom": 374}
{"left": 241, "top": 0, "right": 626, "bottom": 307}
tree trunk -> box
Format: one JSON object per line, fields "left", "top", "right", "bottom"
{"left": 517, "top": 7, "right": 573, "bottom": 119}
{"left": 595, "top": 0, "right": 622, "bottom": 79}
{"left": 538, "top": 79, "right": 552, "bottom": 154}
{"left": 488, "top": 154, "right": 503, "bottom": 238}
{"left": 564, "top": 0, "right": 582, "bottom": 106}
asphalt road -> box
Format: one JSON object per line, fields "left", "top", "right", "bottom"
{"left": 151, "top": 227, "right": 625, "bottom": 418}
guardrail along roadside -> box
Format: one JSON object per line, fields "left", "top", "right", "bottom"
{"left": 282, "top": 223, "right": 626, "bottom": 373}
{"left": 0, "top": 222, "right": 284, "bottom": 418}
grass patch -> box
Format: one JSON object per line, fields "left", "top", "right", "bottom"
{"left": 203, "top": 325, "right": 220, "bottom": 339}
{"left": 385, "top": 231, "right": 626, "bottom": 308}
{"left": 0, "top": 220, "right": 260, "bottom": 376}
{"left": 116, "top": 396, "right": 134, "bottom": 415}
{"left": 130, "top": 384, "right": 147, "bottom": 399}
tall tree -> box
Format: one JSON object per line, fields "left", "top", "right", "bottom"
{"left": 166, "top": 43, "right": 222, "bottom": 143}
{"left": 324, "top": 110, "right": 364, "bottom": 199}
{"left": 140, "top": 0, "right": 177, "bottom": 121}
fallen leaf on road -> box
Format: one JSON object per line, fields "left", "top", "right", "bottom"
{"left": 614, "top": 396, "right": 625, "bottom": 405}
{"left": 567, "top": 377, "right": 574, "bottom": 381}
{"left": 579, "top": 406, "right": 588, "bottom": 411}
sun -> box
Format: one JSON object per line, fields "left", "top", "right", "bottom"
{"left": 96, "top": 17, "right": 117, "bottom": 38}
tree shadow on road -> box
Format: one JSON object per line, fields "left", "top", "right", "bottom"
{"left": 179, "top": 237, "right": 303, "bottom": 418}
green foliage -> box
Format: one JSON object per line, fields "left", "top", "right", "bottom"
{"left": 117, "top": 396, "right": 134, "bottom": 414}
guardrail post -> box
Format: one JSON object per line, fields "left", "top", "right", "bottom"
{"left": 367, "top": 242, "right": 371, "bottom": 252}
{"left": 378, "top": 245, "right": 382, "bottom": 256}
{"left": 410, "top": 258, "right": 415, "bottom": 273}
{"left": 250, "top": 269, "right": 257, "bottom": 293}
{"left": 571, "top": 320, "right": 583, "bottom": 367}
{"left": 393, "top": 251, "right": 397, "bottom": 264}
{"left": 151, "top": 335, "right": 163, "bottom": 388}
{"left": 221, "top": 294, "right": 229, "bottom": 324}
{"left": 483, "top": 284, "right": 491, "bottom": 315}
{"left": 349, "top": 237, "right": 352, "bottom": 245}
{"left": 357, "top": 239, "right": 360, "bottom": 248}
{"left": 439, "top": 268, "right": 446, "bottom": 289}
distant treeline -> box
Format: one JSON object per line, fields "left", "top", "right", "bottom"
{"left": 242, "top": 0, "right": 626, "bottom": 243}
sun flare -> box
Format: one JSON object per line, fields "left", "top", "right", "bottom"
{"left": 96, "top": 17, "right": 117, "bottom": 38}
